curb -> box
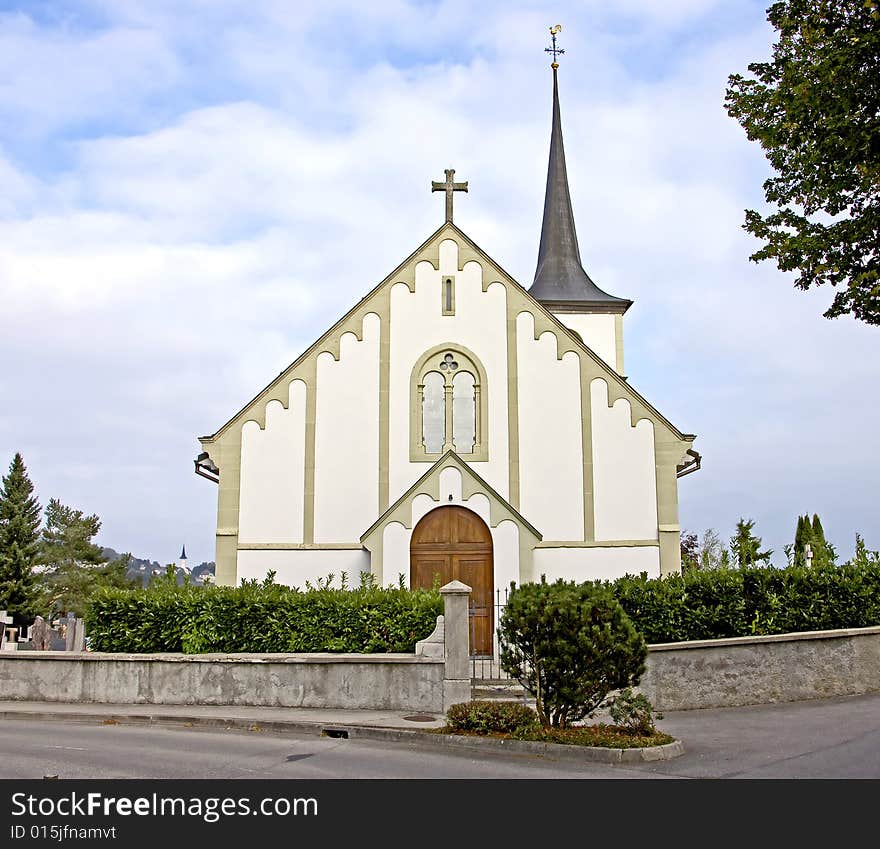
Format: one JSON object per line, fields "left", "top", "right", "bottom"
{"left": 356, "top": 729, "right": 684, "bottom": 763}
{"left": 0, "top": 708, "right": 684, "bottom": 764}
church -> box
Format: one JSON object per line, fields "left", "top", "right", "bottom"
{"left": 195, "top": 51, "right": 700, "bottom": 654}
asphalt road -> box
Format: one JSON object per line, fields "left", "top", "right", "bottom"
{"left": 1, "top": 693, "right": 879, "bottom": 779}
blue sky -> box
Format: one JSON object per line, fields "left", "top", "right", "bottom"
{"left": 1, "top": 0, "right": 877, "bottom": 567}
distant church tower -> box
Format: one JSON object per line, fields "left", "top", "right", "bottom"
{"left": 529, "top": 28, "right": 631, "bottom": 375}
{"left": 178, "top": 545, "right": 187, "bottom": 571}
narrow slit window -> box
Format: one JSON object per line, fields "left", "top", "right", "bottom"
{"left": 442, "top": 277, "right": 455, "bottom": 315}
{"left": 452, "top": 371, "right": 475, "bottom": 454}
{"left": 422, "top": 371, "right": 445, "bottom": 453}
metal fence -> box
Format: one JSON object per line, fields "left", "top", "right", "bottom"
{"left": 469, "top": 586, "right": 516, "bottom": 681}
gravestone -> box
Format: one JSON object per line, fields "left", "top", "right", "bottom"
{"left": 72, "top": 618, "right": 86, "bottom": 652}
{"left": 30, "top": 616, "right": 53, "bottom": 652}
{"left": 49, "top": 619, "right": 67, "bottom": 651}
{"left": 0, "top": 611, "right": 12, "bottom": 650}
{"left": 63, "top": 613, "right": 77, "bottom": 651}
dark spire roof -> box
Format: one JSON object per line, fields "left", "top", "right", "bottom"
{"left": 529, "top": 67, "right": 631, "bottom": 313}
{"left": 180, "top": 545, "right": 187, "bottom": 560}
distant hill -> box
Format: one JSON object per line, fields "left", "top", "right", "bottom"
{"left": 101, "top": 548, "right": 215, "bottom": 587}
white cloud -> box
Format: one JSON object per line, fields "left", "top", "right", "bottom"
{"left": 0, "top": 11, "right": 180, "bottom": 135}
{"left": 0, "top": 0, "right": 876, "bottom": 566}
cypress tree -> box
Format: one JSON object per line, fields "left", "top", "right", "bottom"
{"left": 0, "top": 453, "right": 43, "bottom": 625}
{"left": 793, "top": 515, "right": 807, "bottom": 568}
{"left": 810, "top": 513, "right": 835, "bottom": 566}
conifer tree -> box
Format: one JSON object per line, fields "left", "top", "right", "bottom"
{"left": 793, "top": 514, "right": 809, "bottom": 568}
{"left": 730, "top": 518, "right": 773, "bottom": 568}
{"left": 810, "top": 513, "right": 836, "bottom": 566}
{"left": 0, "top": 453, "right": 43, "bottom": 624}
{"left": 39, "top": 498, "right": 108, "bottom": 616}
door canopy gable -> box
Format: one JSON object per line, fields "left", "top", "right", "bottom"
{"left": 361, "top": 451, "right": 541, "bottom": 553}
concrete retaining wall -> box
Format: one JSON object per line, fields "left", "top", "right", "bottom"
{"left": 3, "top": 618, "right": 877, "bottom": 715}
{"left": 0, "top": 583, "right": 475, "bottom": 715}
{"left": 0, "top": 652, "right": 445, "bottom": 712}
{"left": 642, "top": 626, "right": 880, "bottom": 711}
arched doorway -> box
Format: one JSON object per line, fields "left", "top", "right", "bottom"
{"left": 410, "top": 506, "right": 494, "bottom": 656}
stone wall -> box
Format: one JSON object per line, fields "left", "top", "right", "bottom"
{"left": 0, "top": 652, "right": 444, "bottom": 712}
{"left": 642, "top": 626, "right": 880, "bottom": 711}
{"left": 0, "top": 581, "right": 473, "bottom": 715}
{"left": 3, "top": 609, "right": 877, "bottom": 715}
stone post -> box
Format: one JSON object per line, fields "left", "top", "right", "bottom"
{"left": 72, "top": 618, "right": 86, "bottom": 652}
{"left": 64, "top": 613, "right": 77, "bottom": 651}
{"left": 440, "top": 580, "right": 472, "bottom": 711}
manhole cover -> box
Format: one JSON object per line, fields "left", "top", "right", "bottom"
{"left": 402, "top": 714, "right": 437, "bottom": 722}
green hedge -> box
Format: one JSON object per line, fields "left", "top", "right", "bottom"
{"left": 86, "top": 560, "right": 880, "bottom": 654}
{"left": 609, "top": 562, "right": 880, "bottom": 643}
{"left": 85, "top": 578, "right": 443, "bottom": 654}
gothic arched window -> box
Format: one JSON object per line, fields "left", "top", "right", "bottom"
{"left": 410, "top": 345, "right": 488, "bottom": 461}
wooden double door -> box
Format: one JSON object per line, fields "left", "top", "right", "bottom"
{"left": 410, "top": 506, "right": 494, "bottom": 656}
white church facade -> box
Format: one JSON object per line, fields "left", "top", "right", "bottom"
{"left": 195, "top": 63, "right": 700, "bottom": 654}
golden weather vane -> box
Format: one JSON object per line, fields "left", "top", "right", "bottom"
{"left": 545, "top": 24, "right": 564, "bottom": 68}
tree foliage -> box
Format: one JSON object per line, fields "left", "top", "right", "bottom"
{"left": 0, "top": 453, "right": 42, "bottom": 624}
{"left": 498, "top": 578, "right": 647, "bottom": 729}
{"left": 680, "top": 530, "right": 700, "bottom": 572}
{"left": 38, "top": 498, "right": 118, "bottom": 616}
{"left": 792, "top": 511, "right": 837, "bottom": 567}
{"left": 696, "top": 528, "right": 731, "bottom": 571}
{"left": 852, "top": 533, "right": 880, "bottom": 567}
{"left": 730, "top": 517, "right": 774, "bottom": 568}
{"left": 725, "top": 0, "right": 880, "bottom": 324}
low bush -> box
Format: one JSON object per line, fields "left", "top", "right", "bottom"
{"left": 443, "top": 701, "right": 673, "bottom": 748}
{"left": 511, "top": 724, "right": 675, "bottom": 749}
{"left": 85, "top": 572, "right": 442, "bottom": 654}
{"left": 446, "top": 700, "right": 538, "bottom": 735}
{"left": 608, "top": 688, "right": 662, "bottom": 736}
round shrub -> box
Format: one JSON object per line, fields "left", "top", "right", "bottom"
{"left": 498, "top": 578, "right": 647, "bottom": 728}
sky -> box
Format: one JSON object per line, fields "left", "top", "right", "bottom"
{"left": 1, "top": 0, "right": 877, "bottom": 568}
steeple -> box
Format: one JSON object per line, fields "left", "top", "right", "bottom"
{"left": 529, "top": 37, "right": 631, "bottom": 314}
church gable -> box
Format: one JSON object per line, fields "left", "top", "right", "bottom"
{"left": 196, "top": 36, "right": 702, "bottom": 589}
{"left": 199, "top": 220, "right": 691, "bottom": 453}
{"left": 197, "top": 221, "right": 695, "bottom": 585}
{"left": 360, "top": 451, "right": 541, "bottom": 588}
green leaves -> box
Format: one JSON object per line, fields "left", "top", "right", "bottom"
{"left": 612, "top": 558, "right": 880, "bottom": 642}
{"left": 446, "top": 701, "right": 538, "bottom": 735}
{"left": 725, "top": 0, "right": 880, "bottom": 324}
{"left": 730, "top": 518, "right": 773, "bottom": 568}
{"left": 85, "top": 577, "right": 443, "bottom": 654}
{"left": 498, "top": 579, "right": 647, "bottom": 728}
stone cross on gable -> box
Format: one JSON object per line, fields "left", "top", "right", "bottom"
{"left": 431, "top": 168, "right": 468, "bottom": 223}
